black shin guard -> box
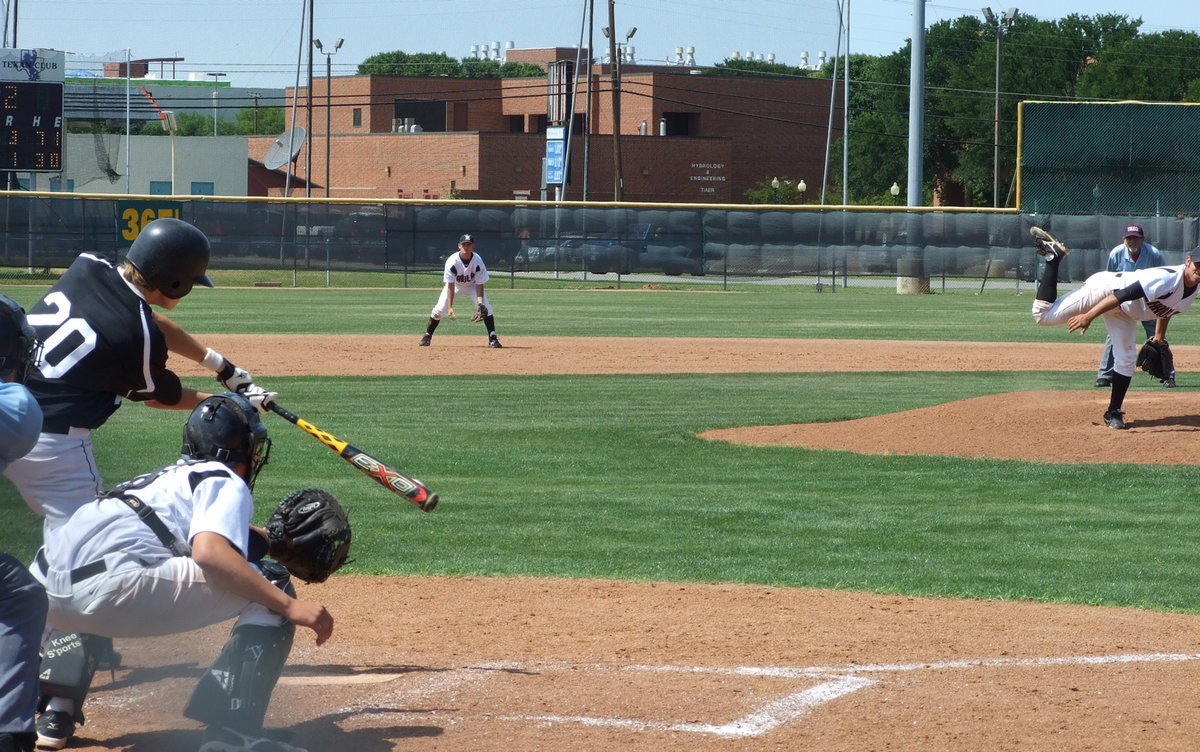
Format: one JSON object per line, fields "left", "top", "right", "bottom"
{"left": 184, "top": 622, "right": 296, "bottom": 733}
{"left": 426, "top": 317, "right": 441, "bottom": 335}
{"left": 1109, "top": 373, "right": 1132, "bottom": 412}
{"left": 484, "top": 314, "right": 496, "bottom": 335}
{"left": 1035, "top": 259, "right": 1062, "bottom": 303}
{"left": 38, "top": 630, "right": 106, "bottom": 723}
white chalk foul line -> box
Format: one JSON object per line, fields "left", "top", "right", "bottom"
{"left": 510, "top": 651, "right": 1200, "bottom": 738}
{"left": 521, "top": 675, "right": 875, "bottom": 739}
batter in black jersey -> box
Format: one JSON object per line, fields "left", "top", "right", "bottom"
{"left": 3, "top": 218, "right": 277, "bottom": 533}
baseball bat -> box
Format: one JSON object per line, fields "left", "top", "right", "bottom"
{"left": 269, "top": 402, "right": 438, "bottom": 512}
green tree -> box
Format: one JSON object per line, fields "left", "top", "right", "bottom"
{"left": 1076, "top": 30, "right": 1200, "bottom": 101}
{"left": 704, "top": 59, "right": 812, "bottom": 78}
{"left": 359, "top": 51, "right": 461, "bottom": 77}
{"left": 744, "top": 176, "right": 806, "bottom": 204}
{"left": 358, "top": 51, "right": 544, "bottom": 78}
{"left": 234, "top": 106, "right": 285, "bottom": 135}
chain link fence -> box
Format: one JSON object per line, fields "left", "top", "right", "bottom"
{"left": 2, "top": 194, "right": 1196, "bottom": 290}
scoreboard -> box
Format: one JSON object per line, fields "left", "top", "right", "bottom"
{"left": 0, "top": 80, "right": 63, "bottom": 171}
{"left": 0, "top": 49, "right": 65, "bottom": 173}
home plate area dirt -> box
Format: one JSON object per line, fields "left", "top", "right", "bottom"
{"left": 66, "top": 337, "right": 1200, "bottom": 751}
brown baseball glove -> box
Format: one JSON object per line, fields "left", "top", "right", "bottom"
{"left": 471, "top": 303, "right": 487, "bottom": 322}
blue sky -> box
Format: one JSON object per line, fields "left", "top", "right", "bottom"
{"left": 13, "top": 0, "right": 1198, "bottom": 90}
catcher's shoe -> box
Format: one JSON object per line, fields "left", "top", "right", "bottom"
{"left": 1030, "top": 226, "right": 1070, "bottom": 263}
{"left": 1103, "top": 409, "right": 1127, "bottom": 430}
{"left": 418, "top": 334, "right": 431, "bottom": 347}
{"left": 34, "top": 711, "right": 73, "bottom": 750}
{"left": 488, "top": 335, "right": 502, "bottom": 348}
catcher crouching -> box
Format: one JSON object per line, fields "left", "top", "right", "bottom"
{"left": 31, "top": 393, "right": 351, "bottom": 752}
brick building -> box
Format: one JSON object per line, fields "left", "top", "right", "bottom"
{"left": 249, "top": 47, "right": 842, "bottom": 203}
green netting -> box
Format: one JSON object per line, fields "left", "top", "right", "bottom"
{"left": 1019, "top": 101, "right": 1200, "bottom": 215}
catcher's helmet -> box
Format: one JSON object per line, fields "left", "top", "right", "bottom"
{"left": 126, "top": 218, "right": 214, "bottom": 299}
{"left": 182, "top": 393, "right": 271, "bottom": 489}
{"left": 0, "top": 294, "right": 40, "bottom": 383}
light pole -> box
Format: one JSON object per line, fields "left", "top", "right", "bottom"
{"left": 890, "top": 181, "right": 900, "bottom": 205}
{"left": 207, "top": 72, "right": 226, "bottom": 136}
{"left": 982, "top": 7, "right": 1017, "bottom": 208}
{"left": 771, "top": 176, "right": 780, "bottom": 203}
{"left": 798, "top": 178, "right": 807, "bottom": 204}
{"left": 314, "top": 38, "right": 342, "bottom": 198}
{"left": 162, "top": 110, "right": 178, "bottom": 194}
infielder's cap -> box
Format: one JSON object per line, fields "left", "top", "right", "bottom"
{"left": 459, "top": 233, "right": 475, "bottom": 244}
{"left": 1124, "top": 224, "right": 1144, "bottom": 238}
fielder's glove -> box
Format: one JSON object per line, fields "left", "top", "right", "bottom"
{"left": 1136, "top": 339, "right": 1174, "bottom": 381}
{"left": 471, "top": 303, "right": 487, "bottom": 322}
{"left": 265, "top": 488, "right": 352, "bottom": 584}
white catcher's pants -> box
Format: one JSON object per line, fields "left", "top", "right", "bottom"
{"left": 1031, "top": 271, "right": 1145, "bottom": 377}
{"left": 32, "top": 552, "right": 283, "bottom": 639}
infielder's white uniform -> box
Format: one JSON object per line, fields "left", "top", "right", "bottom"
{"left": 431, "top": 250, "right": 491, "bottom": 320}
{"left": 1032, "top": 265, "right": 1198, "bottom": 376}
{"left": 31, "top": 460, "right": 284, "bottom": 639}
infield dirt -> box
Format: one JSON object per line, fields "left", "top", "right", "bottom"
{"left": 59, "top": 336, "right": 1200, "bottom": 751}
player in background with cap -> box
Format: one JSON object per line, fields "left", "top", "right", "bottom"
{"left": 1095, "top": 224, "right": 1176, "bottom": 388}
{"left": 418, "top": 233, "right": 502, "bottom": 348}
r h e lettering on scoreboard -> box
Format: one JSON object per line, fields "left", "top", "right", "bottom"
{"left": 0, "top": 49, "right": 65, "bottom": 172}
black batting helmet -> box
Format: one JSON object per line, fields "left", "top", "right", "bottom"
{"left": 126, "top": 218, "right": 214, "bottom": 299}
{"left": 182, "top": 393, "right": 271, "bottom": 490}
{"left": 0, "top": 294, "right": 40, "bottom": 383}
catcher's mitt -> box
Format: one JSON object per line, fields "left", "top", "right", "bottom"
{"left": 471, "top": 303, "right": 487, "bottom": 322}
{"left": 1136, "top": 339, "right": 1173, "bottom": 381}
{"left": 266, "top": 488, "right": 352, "bottom": 584}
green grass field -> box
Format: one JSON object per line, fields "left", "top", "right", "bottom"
{"left": 3, "top": 282, "right": 1198, "bottom": 614}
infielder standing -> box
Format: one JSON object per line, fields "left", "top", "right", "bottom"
{"left": 418, "top": 233, "right": 502, "bottom": 348}
{"left": 0, "top": 295, "right": 46, "bottom": 752}
{"left": 4, "top": 217, "right": 277, "bottom": 534}
{"left": 1030, "top": 227, "right": 1200, "bottom": 429}
{"left": 1094, "top": 224, "right": 1175, "bottom": 388}
{"left": 30, "top": 393, "right": 331, "bottom": 752}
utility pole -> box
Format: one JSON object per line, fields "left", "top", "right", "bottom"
{"left": 606, "top": 0, "right": 622, "bottom": 201}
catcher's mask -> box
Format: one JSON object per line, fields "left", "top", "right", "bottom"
{"left": 0, "top": 294, "right": 41, "bottom": 383}
{"left": 127, "top": 217, "right": 214, "bottom": 299}
{"left": 181, "top": 393, "right": 271, "bottom": 490}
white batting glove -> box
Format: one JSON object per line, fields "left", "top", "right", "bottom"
{"left": 204, "top": 348, "right": 255, "bottom": 392}
{"left": 240, "top": 384, "right": 278, "bottom": 415}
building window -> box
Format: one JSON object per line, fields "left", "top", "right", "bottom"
{"left": 392, "top": 99, "right": 446, "bottom": 132}
{"left": 149, "top": 181, "right": 172, "bottom": 195}
{"left": 509, "top": 115, "right": 523, "bottom": 133}
{"left": 49, "top": 177, "right": 74, "bottom": 192}
{"left": 352, "top": 108, "right": 362, "bottom": 127}
{"left": 190, "top": 182, "right": 215, "bottom": 195}
{"left": 661, "top": 112, "right": 698, "bottom": 137}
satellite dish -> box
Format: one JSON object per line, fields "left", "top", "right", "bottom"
{"left": 264, "top": 127, "right": 306, "bottom": 170}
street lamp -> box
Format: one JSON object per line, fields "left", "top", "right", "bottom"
{"left": 207, "top": 72, "right": 226, "bottom": 137}
{"left": 798, "top": 178, "right": 807, "bottom": 203}
{"left": 890, "top": 181, "right": 900, "bottom": 205}
{"left": 982, "top": 7, "right": 1018, "bottom": 208}
{"left": 771, "top": 176, "right": 780, "bottom": 203}
{"left": 313, "top": 37, "right": 343, "bottom": 198}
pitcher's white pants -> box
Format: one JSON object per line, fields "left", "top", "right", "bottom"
{"left": 1032, "top": 271, "right": 1146, "bottom": 377}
